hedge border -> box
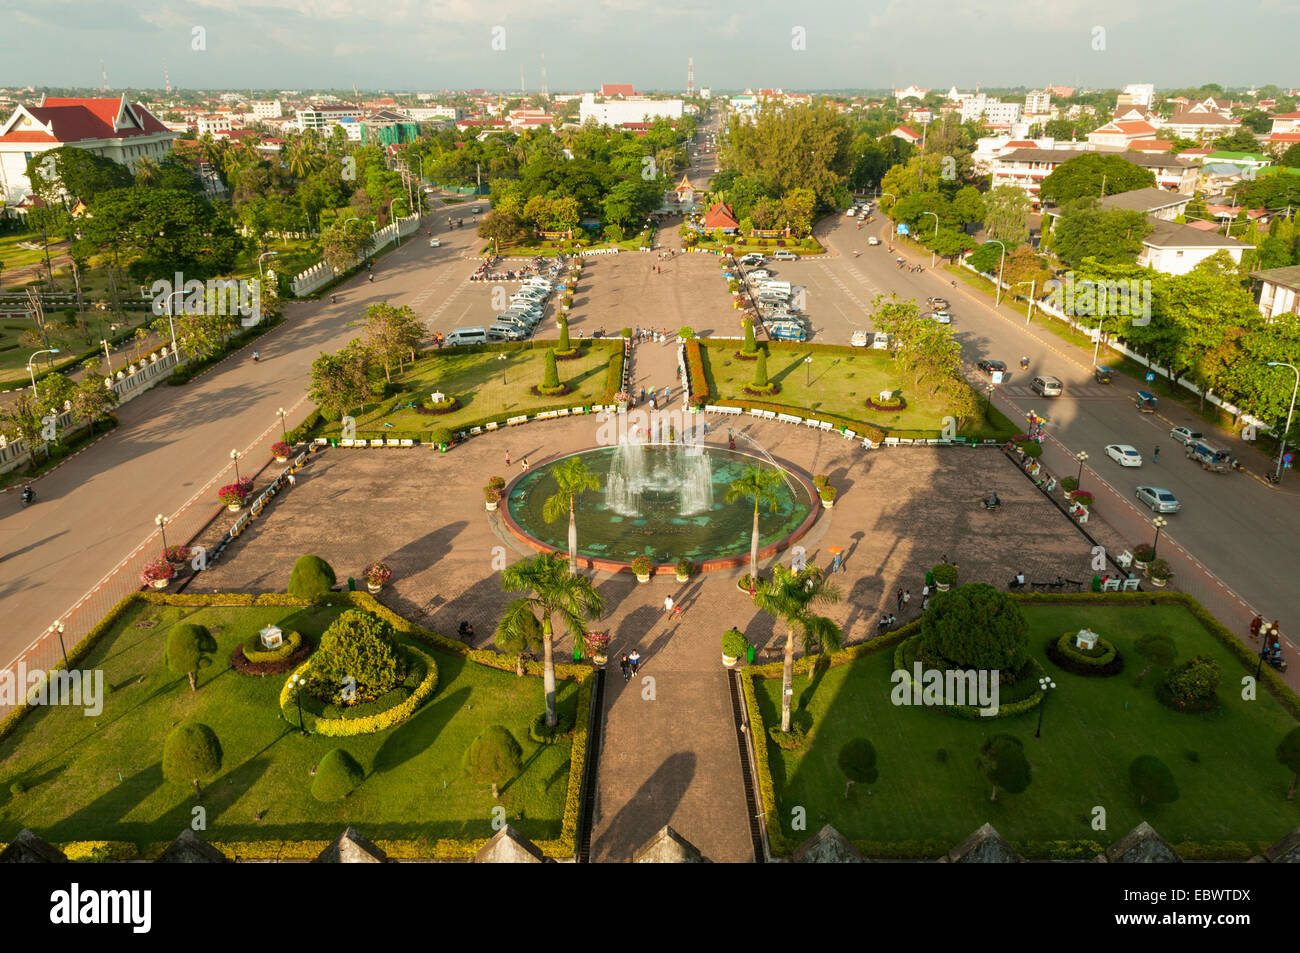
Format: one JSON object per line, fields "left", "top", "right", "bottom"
{"left": 1045, "top": 632, "right": 1124, "bottom": 677}
{"left": 278, "top": 643, "right": 440, "bottom": 736}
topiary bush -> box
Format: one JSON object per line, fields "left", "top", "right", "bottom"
{"left": 311, "top": 748, "right": 365, "bottom": 802}
{"left": 1130, "top": 754, "right": 1179, "bottom": 806}
{"left": 164, "top": 623, "right": 217, "bottom": 691}
{"left": 288, "top": 554, "right": 336, "bottom": 602}
{"left": 464, "top": 725, "right": 524, "bottom": 786}
{"left": 838, "top": 738, "right": 879, "bottom": 793}
{"left": 1158, "top": 653, "right": 1221, "bottom": 712}
{"left": 162, "top": 722, "right": 223, "bottom": 799}
{"left": 1046, "top": 632, "right": 1123, "bottom": 676}
{"left": 239, "top": 630, "right": 305, "bottom": 664}
{"left": 919, "top": 583, "right": 1028, "bottom": 672}
{"left": 305, "top": 609, "right": 407, "bottom": 705}
{"left": 722, "top": 628, "right": 749, "bottom": 659}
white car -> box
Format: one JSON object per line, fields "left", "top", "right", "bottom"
{"left": 851, "top": 330, "right": 869, "bottom": 347}
{"left": 871, "top": 332, "right": 892, "bottom": 350}
{"left": 925, "top": 310, "right": 951, "bottom": 324}
{"left": 428, "top": 237, "right": 441, "bottom": 247}
{"left": 1105, "top": 444, "right": 1143, "bottom": 467}
{"left": 748, "top": 269, "right": 773, "bottom": 280}
{"left": 845, "top": 208, "right": 857, "bottom": 217}
{"left": 867, "top": 236, "right": 881, "bottom": 246}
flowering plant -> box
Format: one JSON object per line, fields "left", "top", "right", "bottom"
{"left": 1070, "top": 490, "right": 1094, "bottom": 507}
{"left": 217, "top": 478, "right": 253, "bottom": 506}
{"left": 164, "top": 544, "right": 192, "bottom": 564}
{"left": 141, "top": 558, "right": 175, "bottom": 584}
{"left": 615, "top": 391, "right": 630, "bottom": 403}
{"left": 583, "top": 631, "right": 611, "bottom": 655}
{"left": 272, "top": 441, "right": 291, "bottom": 458}
{"left": 364, "top": 562, "right": 393, "bottom": 586}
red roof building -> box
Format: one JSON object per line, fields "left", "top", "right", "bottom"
{"left": 1128, "top": 138, "right": 1174, "bottom": 153}
{"left": 600, "top": 84, "right": 636, "bottom": 98}
{"left": 0, "top": 95, "right": 176, "bottom": 206}
{"left": 702, "top": 202, "right": 739, "bottom": 232}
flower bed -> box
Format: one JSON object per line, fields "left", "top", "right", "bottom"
{"left": 232, "top": 631, "right": 314, "bottom": 675}
{"left": 1045, "top": 632, "right": 1123, "bottom": 677}
{"left": 414, "top": 396, "right": 461, "bottom": 415}
{"left": 683, "top": 339, "right": 710, "bottom": 405}
{"left": 864, "top": 395, "right": 907, "bottom": 412}
{"left": 218, "top": 478, "right": 254, "bottom": 507}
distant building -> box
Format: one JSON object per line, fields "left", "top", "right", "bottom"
{"left": 702, "top": 201, "right": 739, "bottom": 233}
{"left": 1137, "top": 219, "right": 1253, "bottom": 275}
{"left": 1025, "top": 89, "right": 1051, "bottom": 114}
{"left": 989, "top": 147, "right": 1197, "bottom": 206}
{"left": 251, "top": 100, "right": 283, "bottom": 120}
{"left": 1120, "top": 83, "right": 1156, "bottom": 107}
{"left": 894, "top": 86, "right": 929, "bottom": 101}
{"left": 579, "top": 93, "right": 682, "bottom": 126}
{"left": 0, "top": 95, "right": 175, "bottom": 205}
{"left": 600, "top": 83, "right": 636, "bottom": 98}
{"left": 361, "top": 110, "right": 419, "bottom": 146}
{"left": 1087, "top": 120, "right": 1158, "bottom": 149}
{"left": 296, "top": 104, "right": 365, "bottom": 133}
{"left": 890, "top": 125, "right": 923, "bottom": 145}
{"left": 1251, "top": 266, "right": 1300, "bottom": 321}
{"left": 401, "top": 105, "right": 462, "bottom": 122}
{"left": 196, "top": 114, "right": 232, "bottom": 138}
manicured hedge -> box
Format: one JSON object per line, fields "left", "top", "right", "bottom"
{"left": 892, "top": 634, "right": 1046, "bottom": 720}
{"left": 280, "top": 644, "right": 439, "bottom": 736}
{"left": 684, "top": 339, "right": 709, "bottom": 405}
{"left": 1046, "top": 632, "right": 1123, "bottom": 676}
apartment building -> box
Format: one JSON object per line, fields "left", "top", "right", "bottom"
{"left": 989, "top": 148, "right": 1197, "bottom": 205}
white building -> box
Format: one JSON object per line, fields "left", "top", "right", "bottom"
{"left": 1137, "top": 219, "right": 1252, "bottom": 275}
{"left": 251, "top": 100, "right": 283, "bottom": 120}
{"left": 0, "top": 95, "right": 175, "bottom": 206}
{"left": 296, "top": 104, "right": 365, "bottom": 133}
{"left": 1122, "top": 83, "right": 1156, "bottom": 107}
{"left": 335, "top": 117, "right": 363, "bottom": 142}
{"left": 1025, "top": 89, "right": 1051, "bottom": 114}
{"left": 196, "top": 114, "right": 232, "bottom": 137}
{"left": 1252, "top": 266, "right": 1300, "bottom": 321}
{"left": 401, "top": 105, "right": 461, "bottom": 122}
{"left": 579, "top": 93, "right": 683, "bottom": 126}
{"left": 951, "top": 91, "right": 1022, "bottom": 126}
{"left": 990, "top": 147, "right": 1198, "bottom": 206}
{"left": 894, "top": 86, "right": 929, "bottom": 101}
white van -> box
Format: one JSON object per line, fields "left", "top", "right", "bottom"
{"left": 446, "top": 327, "right": 488, "bottom": 346}
{"left": 525, "top": 277, "right": 553, "bottom": 290}
{"left": 759, "top": 280, "right": 792, "bottom": 297}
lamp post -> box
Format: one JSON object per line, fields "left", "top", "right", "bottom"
{"left": 1151, "top": 515, "right": 1168, "bottom": 556}
{"left": 258, "top": 250, "right": 279, "bottom": 278}
{"left": 26, "top": 348, "right": 61, "bottom": 392}
{"left": 987, "top": 240, "right": 1007, "bottom": 307}
{"left": 290, "top": 671, "right": 309, "bottom": 735}
{"left": 230, "top": 449, "right": 242, "bottom": 483}
{"left": 498, "top": 352, "right": 507, "bottom": 384}
{"left": 1012, "top": 280, "right": 1036, "bottom": 324}
{"left": 165, "top": 289, "right": 182, "bottom": 356}
{"left": 277, "top": 407, "right": 288, "bottom": 442}
{"left": 920, "top": 211, "right": 939, "bottom": 267}
{"left": 985, "top": 384, "right": 994, "bottom": 416}
{"left": 1091, "top": 313, "right": 1108, "bottom": 367}
{"left": 155, "top": 513, "right": 169, "bottom": 556}
{"left": 1075, "top": 450, "right": 1089, "bottom": 489}
{"left": 1267, "top": 362, "right": 1298, "bottom": 485}
{"left": 1034, "top": 676, "right": 1056, "bottom": 738}
{"left": 47, "top": 621, "right": 68, "bottom": 668}
{"left": 805, "top": 355, "right": 813, "bottom": 387}
{"left": 389, "top": 197, "right": 400, "bottom": 245}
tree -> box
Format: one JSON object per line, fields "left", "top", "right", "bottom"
{"left": 542, "top": 456, "right": 602, "bottom": 576}
{"left": 1279, "top": 143, "right": 1300, "bottom": 169}
{"left": 320, "top": 217, "right": 371, "bottom": 273}
{"left": 726, "top": 463, "right": 784, "bottom": 584}
{"left": 753, "top": 565, "right": 842, "bottom": 733}
{"left": 750, "top": 348, "right": 769, "bottom": 388}
{"left": 977, "top": 734, "right": 1030, "bottom": 802}
{"left": 164, "top": 623, "right": 216, "bottom": 691}
{"left": 741, "top": 316, "right": 757, "bottom": 354}
{"left": 557, "top": 317, "right": 571, "bottom": 353}
{"left": 719, "top": 102, "right": 852, "bottom": 207}
{"left": 311, "top": 748, "right": 365, "bottom": 802}
{"left": 71, "top": 372, "right": 118, "bottom": 436}
{"left": 1164, "top": 653, "right": 1221, "bottom": 705}
{"left": 1277, "top": 728, "right": 1300, "bottom": 800}
{"left": 967, "top": 241, "right": 1004, "bottom": 275}
{"left": 309, "top": 340, "right": 374, "bottom": 418}
{"left": 494, "top": 605, "right": 544, "bottom": 674}
{"left": 25, "top": 146, "right": 132, "bottom": 204}
{"left": 1134, "top": 633, "right": 1176, "bottom": 684}
{"left": 983, "top": 185, "right": 1032, "bottom": 246}
{"left": 162, "top": 722, "right": 223, "bottom": 800}
{"left": 1039, "top": 153, "right": 1155, "bottom": 204}
{"left": 1052, "top": 202, "right": 1152, "bottom": 266}
{"left": 499, "top": 553, "right": 605, "bottom": 727}
{"left": 541, "top": 348, "right": 561, "bottom": 390}
{"left": 364, "top": 302, "right": 424, "bottom": 382}
{"left": 950, "top": 186, "right": 985, "bottom": 229}
{"left": 307, "top": 609, "right": 406, "bottom": 704}
{"left": 288, "top": 553, "right": 336, "bottom": 601}
{"left": 838, "top": 738, "right": 878, "bottom": 797}
{"left": 1001, "top": 245, "right": 1052, "bottom": 294}
{"left": 0, "top": 394, "right": 45, "bottom": 462}
{"left": 920, "top": 583, "right": 1029, "bottom": 671}
{"left": 1129, "top": 755, "right": 1179, "bottom": 806}
{"left": 464, "top": 725, "right": 524, "bottom": 787}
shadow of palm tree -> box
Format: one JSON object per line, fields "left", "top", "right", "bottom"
{"left": 591, "top": 750, "right": 696, "bottom": 862}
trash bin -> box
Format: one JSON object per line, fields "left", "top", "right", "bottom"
{"left": 1091, "top": 574, "right": 1102, "bottom": 592}
{"left": 347, "top": 577, "right": 356, "bottom": 591}
{"left": 925, "top": 570, "right": 934, "bottom": 588}
{"left": 746, "top": 644, "right": 755, "bottom": 664}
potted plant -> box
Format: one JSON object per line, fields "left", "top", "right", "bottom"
{"left": 722, "top": 628, "right": 749, "bottom": 669}
{"left": 431, "top": 427, "right": 453, "bottom": 453}
{"left": 1021, "top": 441, "right": 1043, "bottom": 461}
{"left": 1070, "top": 490, "right": 1094, "bottom": 508}
{"left": 820, "top": 486, "right": 838, "bottom": 508}
{"left": 364, "top": 562, "right": 392, "bottom": 593}
{"left": 141, "top": 558, "right": 175, "bottom": 589}
{"left": 1146, "top": 558, "right": 1172, "bottom": 588}
{"left": 813, "top": 474, "right": 830, "bottom": 491}
{"left": 584, "top": 631, "right": 611, "bottom": 667}
{"left": 1132, "top": 543, "right": 1156, "bottom": 570}
{"left": 1061, "top": 475, "right": 1079, "bottom": 497}
{"left": 632, "top": 555, "right": 654, "bottom": 582}
{"left": 484, "top": 485, "right": 502, "bottom": 511}
{"left": 675, "top": 559, "right": 695, "bottom": 582}
{"left": 218, "top": 480, "right": 250, "bottom": 511}
{"left": 164, "top": 544, "right": 192, "bottom": 571}
{"left": 932, "top": 563, "right": 959, "bottom": 592}
{"left": 272, "top": 440, "right": 291, "bottom": 462}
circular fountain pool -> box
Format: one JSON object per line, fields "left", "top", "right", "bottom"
{"left": 503, "top": 445, "right": 817, "bottom": 568}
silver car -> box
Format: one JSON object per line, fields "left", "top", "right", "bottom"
{"left": 1136, "top": 486, "right": 1181, "bottom": 513}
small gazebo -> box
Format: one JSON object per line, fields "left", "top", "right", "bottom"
{"left": 674, "top": 174, "right": 698, "bottom": 204}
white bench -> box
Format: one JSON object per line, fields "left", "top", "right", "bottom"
{"left": 1101, "top": 579, "right": 1121, "bottom": 592}
{"left": 557, "top": 408, "right": 570, "bottom": 416}
{"left": 386, "top": 439, "right": 401, "bottom": 446}
{"left": 843, "top": 430, "right": 856, "bottom": 440}
{"left": 777, "top": 413, "right": 802, "bottom": 425}
{"left": 400, "top": 439, "right": 414, "bottom": 447}
{"left": 470, "top": 426, "right": 482, "bottom": 435}
{"left": 507, "top": 415, "right": 528, "bottom": 426}
{"left": 884, "top": 437, "right": 899, "bottom": 446}
{"left": 760, "top": 410, "right": 776, "bottom": 419}
{"left": 485, "top": 422, "right": 498, "bottom": 431}
{"left": 1122, "top": 577, "right": 1140, "bottom": 591}
{"left": 749, "top": 408, "right": 764, "bottom": 418}
{"left": 340, "top": 439, "right": 356, "bottom": 447}
{"left": 819, "top": 421, "right": 833, "bottom": 432}
{"left": 369, "top": 439, "right": 384, "bottom": 447}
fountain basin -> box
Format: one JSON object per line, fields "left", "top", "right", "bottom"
{"left": 501, "top": 445, "right": 819, "bottom": 572}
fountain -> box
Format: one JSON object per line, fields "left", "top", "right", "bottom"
{"left": 606, "top": 432, "right": 713, "bottom": 517}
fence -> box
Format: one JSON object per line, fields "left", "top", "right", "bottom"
{"left": 289, "top": 214, "right": 422, "bottom": 297}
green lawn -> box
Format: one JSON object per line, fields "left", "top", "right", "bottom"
{"left": 699, "top": 340, "right": 1005, "bottom": 437}
{"left": 338, "top": 343, "right": 617, "bottom": 437}
{"left": 750, "top": 603, "right": 1300, "bottom": 854}
{"left": 0, "top": 233, "right": 60, "bottom": 271}
{"left": 0, "top": 601, "right": 578, "bottom": 851}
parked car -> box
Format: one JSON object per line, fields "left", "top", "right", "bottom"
{"left": 927, "top": 296, "right": 950, "bottom": 311}
{"left": 772, "top": 250, "right": 798, "bottom": 260}
{"left": 867, "top": 236, "right": 881, "bottom": 246}
{"left": 1031, "top": 375, "right": 1063, "bottom": 397}
{"left": 845, "top": 207, "right": 857, "bottom": 217}
{"left": 768, "top": 322, "right": 807, "bottom": 341}
{"left": 1136, "top": 485, "right": 1182, "bottom": 514}
{"left": 1169, "top": 426, "right": 1203, "bottom": 446}
{"left": 1105, "top": 444, "right": 1143, "bottom": 467}
{"left": 851, "top": 330, "right": 869, "bottom": 348}
{"left": 747, "top": 269, "right": 773, "bottom": 280}
{"left": 871, "top": 332, "right": 892, "bottom": 350}
{"left": 446, "top": 327, "right": 488, "bottom": 346}
{"left": 977, "top": 359, "right": 1007, "bottom": 376}
{"left": 488, "top": 322, "right": 527, "bottom": 341}
{"left": 740, "top": 253, "right": 765, "bottom": 265}
{"left": 428, "top": 237, "right": 441, "bottom": 247}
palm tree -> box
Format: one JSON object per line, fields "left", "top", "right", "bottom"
{"left": 133, "top": 155, "right": 161, "bottom": 186}
{"left": 753, "top": 565, "right": 843, "bottom": 733}
{"left": 726, "top": 463, "right": 784, "bottom": 586}
{"left": 500, "top": 553, "right": 605, "bottom": 726}
{"left": 542, "top": 456, "right": 602, "bottom": 576}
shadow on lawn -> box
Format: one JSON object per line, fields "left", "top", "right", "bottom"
{"left": 371, "top": 684, "right": 470, "bottom": 776}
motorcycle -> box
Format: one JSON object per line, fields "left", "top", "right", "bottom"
{"left": 1019, "top": 357, "right": 1030, "bottom": 370}
{"left": 21, "top": 486, "right": 35, "bottom": 507}
{"left": 1263, "top": 651, "right": 1288, "bottom": 673}
{"left": 982, "top": 496, "right": 1001, "bottom": 511}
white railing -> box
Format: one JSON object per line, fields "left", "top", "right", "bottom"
{"left": 290, "top": 214, "right": 422, "bottom": 297}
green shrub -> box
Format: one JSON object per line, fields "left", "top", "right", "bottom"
{"left": 240, "top": 629, "right": 304, "bottom": 664}
{"left": 164, "top": 623, "right": 216, "bottom": 690}
{"left": 529, "top": 710, "right": 574, "bottom": 745}
{"left": 288, "top": 554, "right": 336, "bottom": 601}
{"left": 9, "top": 779, "right": 28, "bottom": 796}
{"left": 931, "top": 563, "right": 959, "bottom": 586}
{"left": 838, "top": 739, "right": 878, "bottom": 785}
{"left": 306, "top": 609, "right": 406, "bottom": 705}
{"left": 311, "top": 748, "right": 365, "bottom": 802}
{"left": 920, "top": 583, "right": 1026, "bottom": 671}
{"left": 464, "top": 725, "right": 523, "bottom": 786}
{"left": 162, "top": 722, "right": 223, "bottom": 798}
{"left": 1047, "top": 632, "right": 1123, "bottom": 676}
{"left": 722, "top": 628, "right": 749, "bottom": 659}
{"left": 1164, "top": 653, "right": 1221, "bottom": 707}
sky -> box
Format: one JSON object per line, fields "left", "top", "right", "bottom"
{"left": 2, "top": 0, "right": 1299, "bottom": 93}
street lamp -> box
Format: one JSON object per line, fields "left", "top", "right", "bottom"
{"left": 47, "top": 621, "right": 68, "bottom": 668}
{"left": 986, "top": 240, "right": 1007, "bottom": 307}
{"left": 290, "top": 671, "right": 309, "bottom": 735}
{"left": 1012, "top": 280, "right": 1036, "bottom": 324}
{"left": 258, "top": 250, "right": 279, "bottom": 278}
{"left": 389, "top": 198, "right": 400, "bottom": 245}
{"left": 1075, "top": 450, "right": 1089, "bottom": 488}
{"left": 1034, "top": 676, "right": 1057, "bottom": 738}
{"left": 155, "top": 513, "right": 169, "bottom": 556}
{"left": 230, "top": 449, "right": 242, "bottom": 483}
{"left": 921, "top": 211, "right": 939, "bottom": 267}
{"left": 984, "top": 383, "right": 994, "bottom": 416}
{"left": 164, "top": 289, "right": 182, "bottom": 356}
{"left": 26, "top": 348, "right": 61, "bottom": 392}
{"left": 277, "top": 407, "right": 288, "bottom": 442}
{"left": 1151, "top": 515, "right": 1168, "bottom": 556}
{"left": 804, "top": 355, "right": 814, "bottom": 387}
{"left": 1263, "top": 361, "right": 1294, "bottom": 486}
{"left": 498, "top": 352, "right": 507, "bottom": 384}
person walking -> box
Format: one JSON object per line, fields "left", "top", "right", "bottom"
{"left": 628, "top": 649, "right": 642, "bottom": 675}
{"left": 664, "top": 595, "right": 675, "bottom": 615}
{"left": 505, "top": 451, "right": 511, "bottom": 467}
{"left": 895, "top": 588, "right": 904, "bottom": 613}
{"left": 831, "top": 551, "right": 843, "bottom": 573}
{"left": 286, "top": 472, "right": 297, "bottom": 488}
{"left": 520, "top": 457, "right": 530, "bottom": 472}
{"left": 903, "top": 589, "right": 911, "bottom": 612}
{"left": 619, "top": 655, "right": 631, "bottom": 681}
{"left": 1153, "top": 445, "right": 1160, "bottom": 463}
